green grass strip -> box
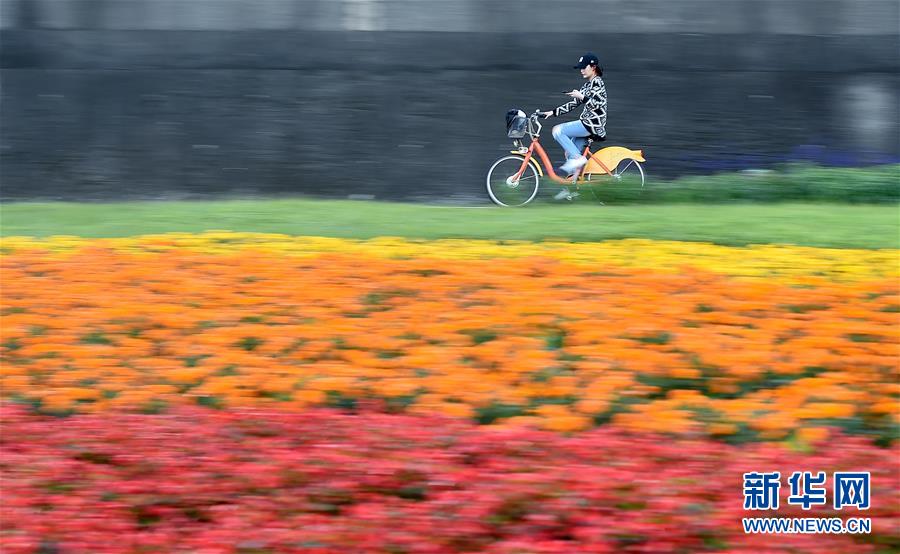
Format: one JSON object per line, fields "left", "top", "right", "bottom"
{"left": 2, "top": 200, "right": 898, "bottom": 249}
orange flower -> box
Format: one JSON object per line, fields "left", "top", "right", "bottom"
{"left": 0, "top": 238, "right": 895, "bottom": 441}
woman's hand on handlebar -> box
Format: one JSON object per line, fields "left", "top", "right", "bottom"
{"left": 536, "top": 110, "right": 553, "bottom": 119}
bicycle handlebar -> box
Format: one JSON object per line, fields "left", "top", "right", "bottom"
{"left": 527, "top": 110, "right": 545, "bottom": 136}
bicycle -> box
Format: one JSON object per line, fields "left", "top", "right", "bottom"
{"left": 486, "top": 110, "right": 646, "bottom": 206}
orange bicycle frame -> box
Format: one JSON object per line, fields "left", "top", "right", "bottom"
{"left": 512, "top": 136, "right": 614, "bottom": 184}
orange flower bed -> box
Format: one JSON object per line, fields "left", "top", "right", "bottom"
{"left": 1, "top": 240, "right": 898, "bottom": 442}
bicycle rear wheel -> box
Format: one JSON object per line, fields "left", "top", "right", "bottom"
{"left": 585, "top": 158, "right": 645, "bottom": 188}
{"left": 486, "top": 155, "right": 540, "bottom": 207}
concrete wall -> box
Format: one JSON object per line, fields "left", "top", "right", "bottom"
{"left": 3, "top": 0, "right": 898, "bottom": 34}
{"left": 2, "top": 0, "right": 898, "bottom": 201}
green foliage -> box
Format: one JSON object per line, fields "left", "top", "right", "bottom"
{"left": 475, "top": 402, "right": 525, "bottom": 425}
{"left": 235, "top": 337, "right": 264, "bottom": 351}
{"left": 195, "top": 395, "right": 224, "bottom": 409}
{"left": 460, "top": 329, "right": 498, "bottom": 345}
{"left": 581, "top": 164, "right": 900, "bottom": 205}
{"left": 80, "top": 332, "right": 112, "bottom": 345}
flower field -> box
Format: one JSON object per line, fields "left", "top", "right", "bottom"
{"left": 2, "top": 406, "right": 898, "bottom": 554}
{"left": 2, "top": 232, "right": 898, "bottom": 553}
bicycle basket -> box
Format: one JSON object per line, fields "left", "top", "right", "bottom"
{"left": 506, "top": 109, "right": 527, "bottom": 138}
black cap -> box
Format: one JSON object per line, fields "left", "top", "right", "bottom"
{"left": 573, "top": 52, "right": 600, "bottom": 69}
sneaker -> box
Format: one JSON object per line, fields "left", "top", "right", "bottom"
{"left": 553, "top": 188, "right": 571, "bottom": 201}
{"left": 559, "top": 155, "right": 588, "bottom": 175}
{"left": 554, "top": 188, "right": 580, "bottom": 201}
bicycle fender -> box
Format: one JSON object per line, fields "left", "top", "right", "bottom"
{"left": 585, "top": 147, "right": 645, "bottom": 174}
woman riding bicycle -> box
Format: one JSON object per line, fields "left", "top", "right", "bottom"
{"left": 540, "top": 53, "right": 607, "bottom": 194}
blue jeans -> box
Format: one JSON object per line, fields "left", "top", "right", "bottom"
{"left": 551, "top": 120, "right": 590, "bottom": 160}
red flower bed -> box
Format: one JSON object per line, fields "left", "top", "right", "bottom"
{"left": 1, "top": 406, "right": 897, "bottom": 554}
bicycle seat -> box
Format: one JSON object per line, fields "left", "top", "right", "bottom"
{"left": 587, "top": 134, "right": 606, "bottom": 144}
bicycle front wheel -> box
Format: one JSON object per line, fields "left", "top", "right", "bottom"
{"left": 486, "top": 155, "right": 540, "bottom": 207}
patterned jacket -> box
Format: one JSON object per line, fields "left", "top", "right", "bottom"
{"left": 554, "top": 76, "right": 607, "bottom": 137}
